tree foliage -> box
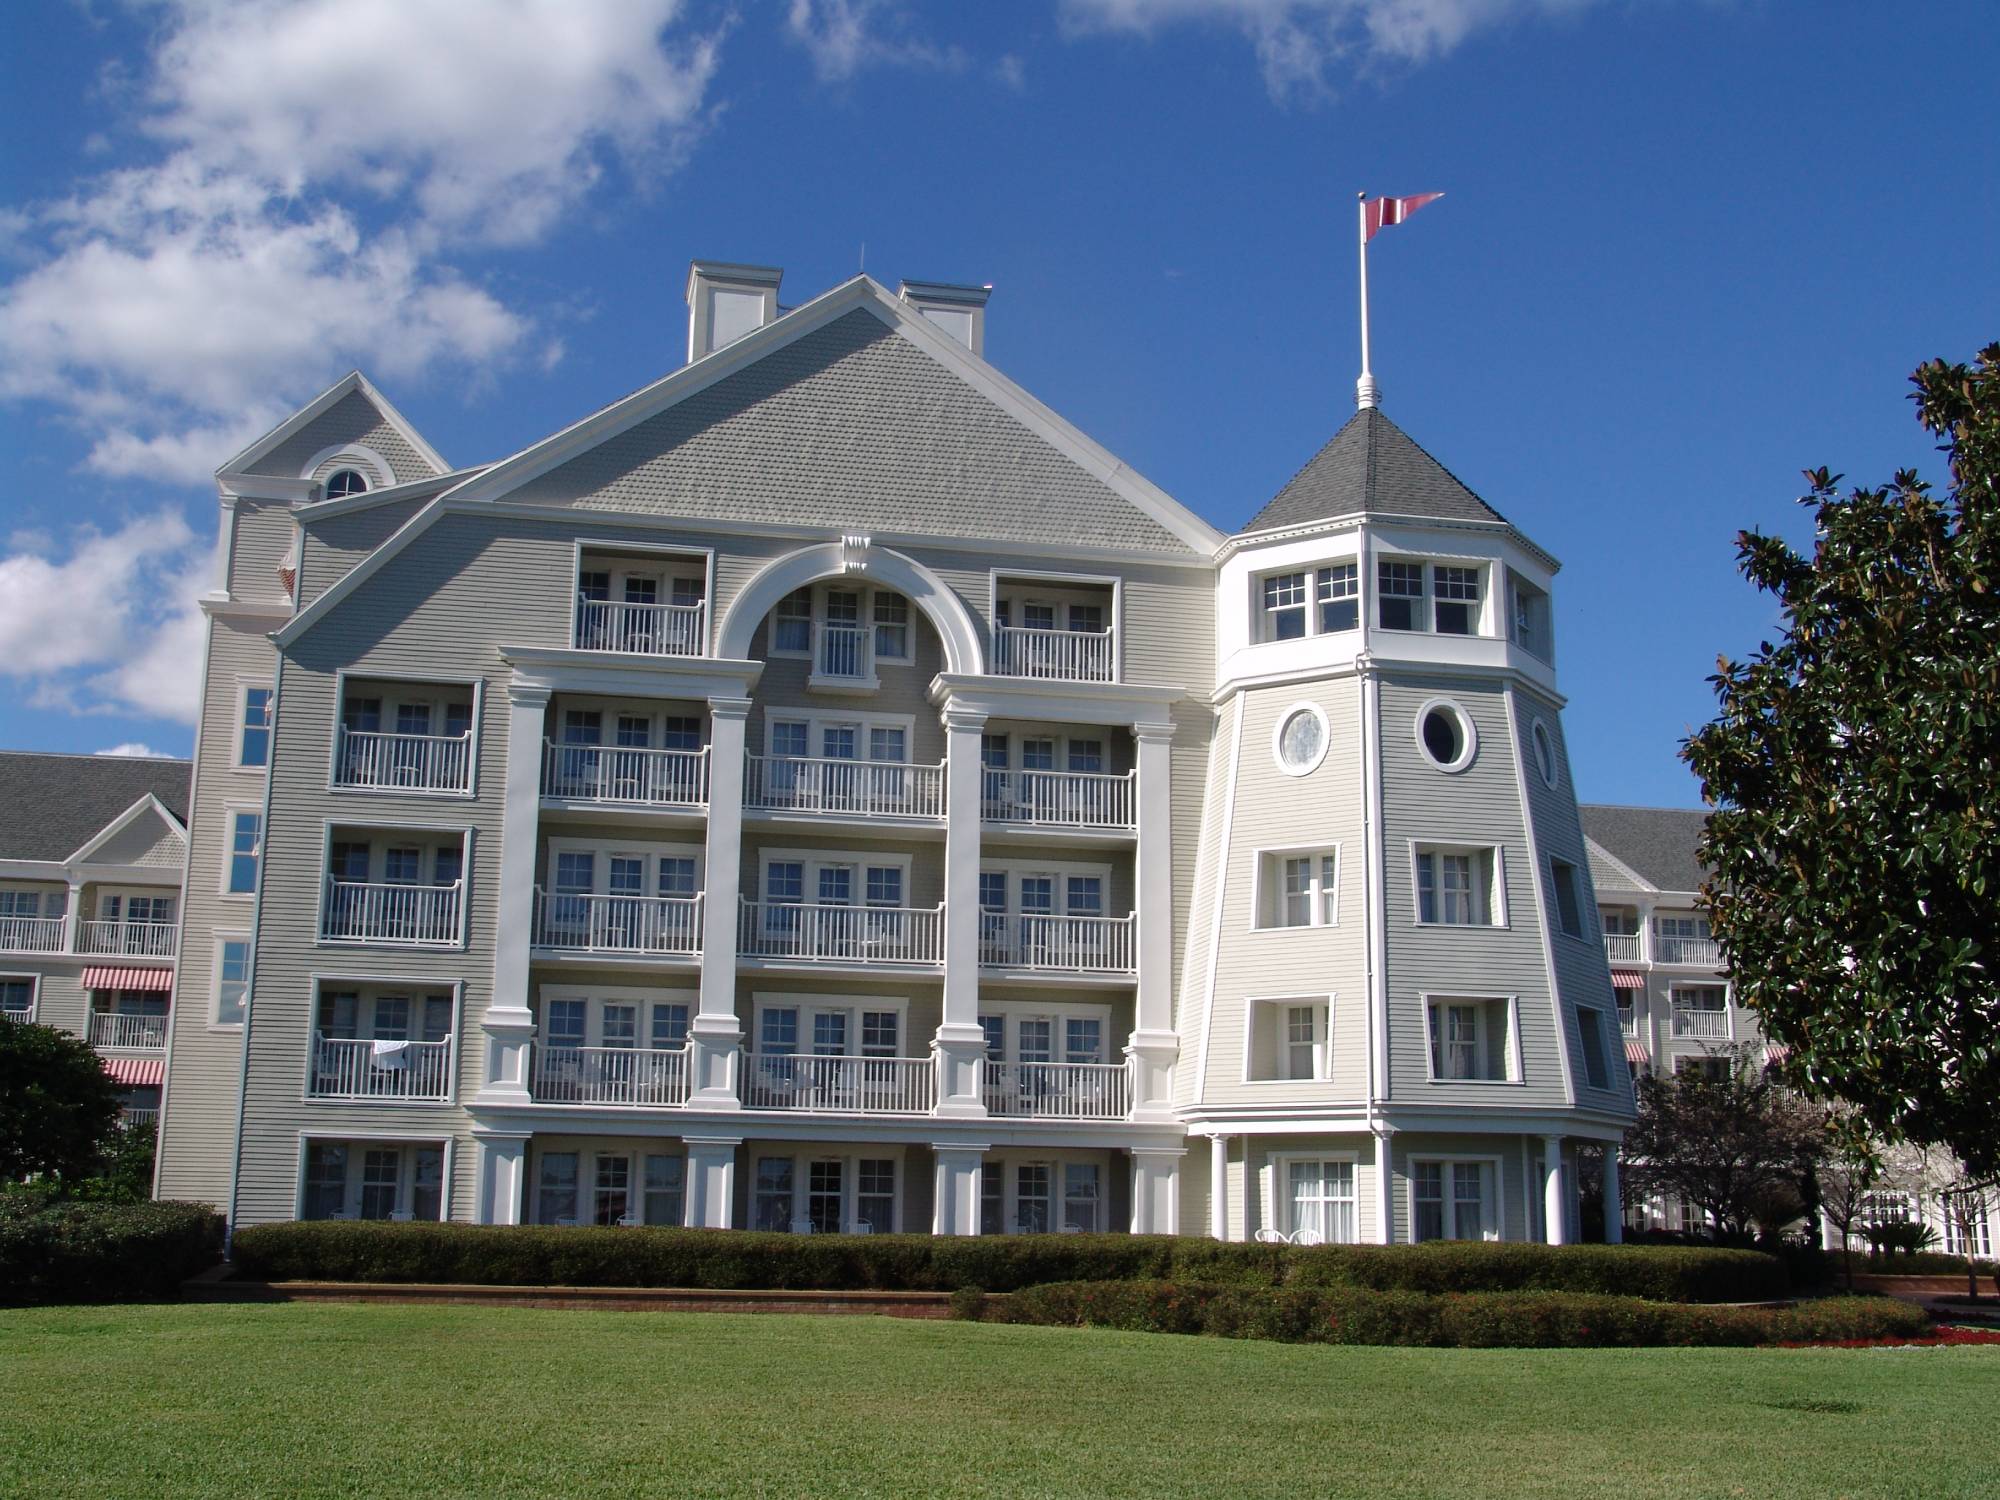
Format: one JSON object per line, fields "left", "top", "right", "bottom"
{"left": 1621, "top": 1049, "right": 1828, "bottom": 1244}
{"left": 1683, "top": 343, "right": 2000, "bottom": 1177}
{"left": 0, "top": 1022, "right": 125, "bottom": 1183}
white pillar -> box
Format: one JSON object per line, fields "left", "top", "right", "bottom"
{"left": 1374, "top": 1126, "right": 1396, "bottom": 1243}
{"left": 933, "top": 1146, "right": 986, "bottom": 1236}
{"left": 685, "top": 1137, "right": 741, "bottom": 1229}
{"left": 474, "top": 1133, "right": 529, "bottom": 1225}
{"left": 475, "top": 682, "right": 548, "bottom": 1106}
{"left": 1543, "top": 1134, "right": 1567, "bottom": 1246}
{"left": 1130, "top": 1147, "right": 1183, "bottom": 1236}
{"left": 1125, "top": 722, "right": 1178, "bottom": 1123}
{"left": 933, "top": 705, "right": 989, "bottom": 1116}
{"left": 63, "top": 879, "right": 85, "bottom": 953}
{"left": 690, "top": 697, "right": 750, "bottom": 1109}
{"left": 1602, "top": 1146, "right": 1623, "bottom": 1244}
{"left": 1209, "top": 1133, "right": 1229, "bottom": 1241}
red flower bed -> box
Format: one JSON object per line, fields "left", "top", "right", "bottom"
{"left": 1779, "top": 1325, "right": 2000, "bottom": 1349}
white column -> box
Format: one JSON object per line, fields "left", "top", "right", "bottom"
{"left": 933, "top": 1146, "right": 987, "bottom": 1236}
{"left": 1124, "top": 721, "right": 1179, "bottom": 1123}
{"left": 475, "top": 682, "right": 548, "bottom": 1106}
{"left": 1543, "top": 1134, "right": 1567, "bottom": 1246}
{"left": 690, "top": 696, "right": 750, "bottom": 1109}
{"left": 1374, "top": 1126, "right": 1396, "bottom": 1243}
{"left": 1602, "top": 1146, "right": 1623, "bottom": 1244}
{"left": 933, "top": 705, "right": 989, "bottom": 1117}
{"left": 474, "top": 1133, "right": 529, "bottom": 1225}
{"left": 685, "top": 1136, "right": 742, "bottom": 1229}
{"left": 64, "top": 879, "right": 85, "bottom": 953}
{"left": 1130, "top": 1147, "right": 1183, "bottom": 1236}
{"left": 1209, "top": 1133, "right": 1229, "bottom": 1241}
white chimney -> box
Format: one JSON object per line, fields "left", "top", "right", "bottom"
{"left": 898, "top": 280, "right": 991, "bottom": 356}
{"left": 685, "top": 260, "right": 783, "bottom": 363}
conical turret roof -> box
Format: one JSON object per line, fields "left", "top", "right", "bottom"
{"left": 1242, "top": 407, "right": 1508, "bottom": 534}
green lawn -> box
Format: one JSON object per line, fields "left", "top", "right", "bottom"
{"left": 3, "top": 1304, "right": 1995, "bottom": 1499}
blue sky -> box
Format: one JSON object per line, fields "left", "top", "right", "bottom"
{"left": 1, "top": 1, "right": 1994, "bottom": 806}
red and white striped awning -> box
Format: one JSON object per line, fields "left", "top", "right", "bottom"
{"left": 81, "top": 965, "right": 173, "bottom": 992}
{"left": 1624, "top": 1039, "right": 1651, "bottom": 1063}
{"left": 1610, "top": 971, "right": 1645, "bottom": 991}
{"left": 102, "top": 1057, "right": 164, "bottom": 1087}
{"left": 1764, "top": 1043, "right": 1791, "bottom": 1062}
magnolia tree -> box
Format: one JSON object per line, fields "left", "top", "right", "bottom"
{"left": 1684, "top": 344, "right": 2000, "bottom": 1180}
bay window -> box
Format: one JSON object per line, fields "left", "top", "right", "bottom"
{"left": 1414, "top": 844, "right": 1501, "bottom": 926}
{"left": 1425, "top": 996, "right": 1516, "bottom": 1082}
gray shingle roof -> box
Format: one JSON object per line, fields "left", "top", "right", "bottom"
{"left": 1579, "top": 804, "right": 1711, "bottom": 896}
{"left": 1242, "top": 407, "right": 1510, "bottom": 533}
{"left": 0, "top": 752, "right": 191, "bottom": 862}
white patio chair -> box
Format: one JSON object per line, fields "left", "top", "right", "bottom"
{"left": 789, "top": 1217, "right": 816, "bottom": 1235}
{"left": 846, "top": 1220, "right": 873, "bottom": 1235}
{"left": 1291, "top": 1228, "right": 1326, "bottom": 1248}
{"left": 1253, "top": 1227, "right": 1289, "bottom": 1245}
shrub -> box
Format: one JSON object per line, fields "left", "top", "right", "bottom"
{"left": 946, "top": 1285, "right": 988, "bottom": 1322}
{"left": 229, "top": 1222, "right": 1789, "bottom": 1302}
{"left": 1856, "top": 1250, "right": 2000, "bottom": 1278}
{"left": 1003, "top": 1281, "right": 1931, "bottom": 1348}
{"left": 0, "top": 1193, "right": 224, "bottom": 1303}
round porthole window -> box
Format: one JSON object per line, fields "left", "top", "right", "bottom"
{"left": 1273, "top": 703, "right": 1330, "bottom": 777}
{"left": 325, "top": 467, "right": 369, "bottom": 499}
{"left": 1532, "top": 720, "right": 1558, "bottom": 787}
{"left": 1415, "top": 698, "right": 1476, "bottom": 773}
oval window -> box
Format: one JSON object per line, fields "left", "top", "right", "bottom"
{"left": 1415, "top": 699, "right": 1476, "bottom": 773}
{"left": 1532, "top": 721, "right": 1557, "bottom": 787}
{"left": 325, "top": 468, "right": 369, "bottom": 498}
{"left": 1273, "top": 704, "right": 1329, "bottom": 777}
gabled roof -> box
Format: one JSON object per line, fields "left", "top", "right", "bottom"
{"left": 1241, "top": 407, "right": 1509, "bottom": 534}
{"left": 1579, "top": 804, "right": 1711, "bottom": 896}
{"left": 219, "top": 371, "right": 448, "bottom": 484}
{"left": 0, "top": 753, "right": 191, "bottom": 863}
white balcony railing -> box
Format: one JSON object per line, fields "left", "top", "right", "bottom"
{"left": 993, "top": 625, "right": 1116, "bottom": 682}
{"left": 88, "top": 1012, "right": 167, "bottom": 1050}
{"left": 1602, "top": 932, "right": 1641, "bottom": 963}
{"left": 334, "top": 727, "right": 473, "bottom": 793}
{"left": 1671, "top": 1006, "right": 1730, "bottom": 1041}
{"left": 542, "top": 741, "right": 708, "bottom": 808}
{"left": 120, "top": 1108, "right": 159, "bottom": 1132}
{"left": 0, "top": 916, "right": 66, "bottom": 953}
{"left": 533, "top": 890, "right": 703, "bottom": 956}
{"left": 738, "top": 900, "right": 944, "bottom": 966}
{"left": 1656, "top": 935, "right": 1721, "bottom": 966}
{"left": 814, "top": 622, "right": 870, "bottom": 681}
{"left": 77, "top": 920, "right": 179, "bottom": 958}
{"left": 742, "top": 1053, "right": 935, "bottom": 1114}
{"left": 982, "top": 769, "right": 1135, "bottom": 830}
{"left": 310, "top": 1035, "right": 452, "bottom": 1100}
{"left": 574, "top": 596, "right": 706, "bottom": 657}
{"left": 985, "top": 1060, "right": 1131, "bottom": 1120}
{"left": 321, "top": 880, "right": 462, "bottom": 946}
{"left": 744, "top": 754, "right": 945, "bottom": 820}
{"left": 979, "top": 912, "right": 1137, "bottom": 975}
{"left": 533, "top": 1044, "right": 691, "bottom": 1107}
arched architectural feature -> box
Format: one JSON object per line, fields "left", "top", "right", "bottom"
{"left": 716, "top": 538, "right": 985, "bottom": 673}
{"left": 300, "top": 441, "right": 395, "bottom": 492}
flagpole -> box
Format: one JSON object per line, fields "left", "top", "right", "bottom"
{"left": 1356, "top": 191, "right": 1378, "bottom": 410}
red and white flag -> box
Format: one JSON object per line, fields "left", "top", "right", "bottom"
{"left": 1363, "top": 192, "right": 1443, "bottom": 242}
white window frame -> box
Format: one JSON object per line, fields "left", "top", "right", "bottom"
{"left": 1428, "top": 562, "right": 1486, "bottom": 636}
{"left": 1413, "top": 697, "right": 1478, "bottom": 774}
{"left": 1241, "top": 994, "right": 1333, "bottom": 1083}
{"left": 328, "top": 670, "right": 484, "bottom": 798}
{"left": 1376, "top": 556, "right": 1428, "bottom": 632}
{"left": 1271, "top": 700, "right": 1332, "bottom": 778}
{"left": 761, "top": 709, "right": 919, "bottom": 762}
{"left": 0, "top": 973, "right": 40, "bottom": 1024}
{"left": 1420, "top": 992, "right": 1522, "bottom": 1085}
{"left": 294, "top": 1131, "right": 454, "bottom": 1223}
{"left": 748, "top": 1149, "right": 904, "bottom": 1234}
{"left": 1272, "top": 1151, "right": 1361, "bottom": 1242}
{"left": 571, "top": 540, "right": 715, "bottom": 656}
{"left": 1407, "top": 1154, "right": 1504, "bottom": 1242}
{"left": 1530, "top": 719, "right": 1558, "bottom": 788}
{"left": 974, "top": 1002, "right": 1117, "bottom": 1066}
{"left": 975, "top": 858, "right": 1118, "bottom": 920}
{"left": 1409, "top": 841, "right": 1507, "bottom": 928}
{"left": 758, "top": 847, "right": 916, "bottom": 905}
{"left": 316, "top": 819, "right": 473, "bottom": 950}
{"left": 211, "top": 931, "right": 251, "bottom": 1029}
{"left": 538, "top": 982, "right": 697, "bottom": 1051}
{"left": 1668, "top": 982, "right": 1733, "bottom": 1041}
{"left": 221, "top": 804, "right": 264, "bottom": 899}
{"left": 303, "top": 974, "right": 463, "bottom": 1106}
{"left": 749, "top": 991, "right": 912, "bottom": 1057}
{"left": 980, "top": 1151, "right": 1110, "bottom": 1234}
{"left": 235, "top": 677, "right": 274, "bottom": 772}
{"left": 547, "top": 835, "right": 705, "bottom": 898}
{"left": 1251, "top": 844, "right": 1341, "bottom": 931}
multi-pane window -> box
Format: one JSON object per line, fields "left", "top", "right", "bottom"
{"left": 811, "top": 1011, "right": 848, "bottom": 1056}
{"left": 537, "top": 1151, "right": 579, "bottom": 1224}
{"left": 760, "top": 1008, "right": 799, "bottom": 1056}
{"left": 861, "top": 1011, "right": 899, "bottom": 1057}
{"left": 1413, "top": 1160, "right": 1491, "bottom": 1241}
{"left": 766, "top": 862, "right": 804, "bottom": 905}
{"left": 773, "top": 589, "right": 813, "bottom": 654}
{"left": 1286, "top": 1005, "right": 1323, "bottom": 1080}
{"left": 1616, "top": 994, "right": 1636, "bottom": 1036}
{"left": 600, "top": 1004, "right": 637, "bottom": 1049}
{"left": 239, "top": 685, "right": 272, "bottom": 767}
{"left": 411, "top": 1147, "right": 444, "bottom": 1221}
{"left": 304, "top": 1143, "right": 348, "bottom": 1219}
{"left": 227, "top": 812, "right": 262, "bottom": 894}
{"left": 753, "top": 1157, "right": 794, "bottom": 1231}
{"left": 1068, "top": 604, "right": 1105, "bottom": 635}
{"left": 1288, "top": 1159, "right": 1356, "bottom": 1242}
{"left": 1064, "top": 1016, "right": 1104, "bottom": 1064}
{"left": 1427, "top": 999, "right": 1511, "bottom": 1082}
{"left": 978, "top": 1013, "right": 1005, "bottom": 1061}
{"left": 644, "top": 1155, "right": 685, "bottom": 1227}
{"left": 1577, "top": 1008, "right": 1611, "bottom": 1090}
{"left": 650, "top": 1002, "right": 690, "bottom": 1048}
{"left": 657, "top": 856, "right": 697, "bottom": 897}
{"left": 980, "top": 1162, "right": 1003, "bottom": 1235}
{"left": 1261, "top": 573, "right": 1309, "bottom": 641}
{"left": 868, "top": 726, "right": 906, "bottom": 763}
{"left": 360, "top": 1149, "right": 401, "bottom": 1220}
{"left": 872, "top": 593, "right": 910, "bottom": 659}
{"left": 545, "top": 999, "right": 586, "bottom": 1049}
{"left": 866, "top": 866, "right": 903, "bottom": 907}
{"left": 383, "top": 847, "right": 422, "bottom": 884}
{"left": 1415, "top": 846, "right": 1495, "bottom": 926}
{"left": 660, "top": 716, "right": 702, "bottom": 751}
{"left": 1378, "top": 561, "right": 1425, "bottom": 630}
{"left": 0, "top": 979, "right": 33, "bottom": 1018}
{"left": 1316, "top": 564, "right": 1359, "bottom": 632}
{"left": 1016, "top": 1163, "right": 1052, "bottom": 1234}
{"left": 1671, "top": 985, "right": 1730, "bottom": 1040}
{"left": 856, "top": 1158, "right": 896, "bottom": 1232}
{"left": 1272, "top": 852, "right": 1338, "bottom": 928}
{"left": 1063, "top": 1164, "right": 1101, "bottom": 1231}
{"left": 1431, "top": 566, "right": 1480, "bottom": 635}
{"left": 807, "top": 1160, "right": 845, "bottom": 1233}
{"left": 593, "top": 1155, "right": 631, "bottom": 1226}
{"left": 0, "top": 891, "right": 42, "bottom": 920}
{"left": 1548, "top": 857, "right": 1583, "bottom": 938}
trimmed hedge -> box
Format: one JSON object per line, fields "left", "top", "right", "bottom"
{"left": 1855, "top": 1251, "right": 2000, "bottom": 1279}
{"left": 0, "top": 1195, "right": 224, "bottom": 1303}
{"left": 230, "top": 1221, "right": 1789, "bottom": 1302}
{"left": 1001, "top": 1281, "right": 1933, "bottom": 1348}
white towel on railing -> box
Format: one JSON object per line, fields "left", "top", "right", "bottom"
{"left": 370, "top": 1038, "right": 411, "bottom": 1068}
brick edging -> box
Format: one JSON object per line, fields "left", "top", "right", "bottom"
{"left": 182, "top": 1278, "right": 990, "bottom": 1317}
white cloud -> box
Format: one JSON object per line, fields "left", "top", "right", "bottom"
{"left": 97, "top": 743, "right": 170, "bottom": 758}
{"left": 785, "top": 0, "right": 968, "bottom": 83}
{"left": 1060, "top": 0, "right": 1606, "bottom": 99}
{"left": 0, "top": 511, "right": 207, "bottom": 724}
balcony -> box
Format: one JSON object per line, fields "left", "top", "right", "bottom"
{"left": 742, "top": 1054, "right": 935, "bottom": 1114}
{"left": 88, "top": 1012, "right": 167, "bottom": 1051}
{"left": 532, "top": 1043, "right": 691, "bottom": 1107}
{"left": 1602, "top": 932, "right": 1641, "bottom": 963}
{"left": 979, "top": 913, "right": 1137, "bottom": 976}
{"left": 575, "top": 596, "right": 707, "bottom": 657}
{"left": 321, "top": 881, "right": 462, "bottom": 946}
{"left": 737, "top": 900, "right": 944, "bottom": 967}
{"left": 77, "top": 920, "right": 179, "bottom": 959}
{"left": 1656, "top": 935, "right": 1721, "bottom": 966}
{"left": 1671, "top": 1006, "right": 1730, "bottom": 1041}
{"left": 0, "top": 916, "right": 65, "bottom": 953}
{"left": 119, "top": 1108, "right": 159, "bottom": 1132}
{"left": 532, "top": 890, "right": 703, "bottom": 957}
{"left": 982, "top": 769, "right": 1134, "bottom": 831}
{"left": 985, "top": 1060, "right": 1131, "bottom": 1120}
{"left": 309, "top": 1035, "right": 452, "bottom": 1101}
{"left": 334, "top": 727, "right": 473, "bottom": 793}
{"left": 744, "top": 754, "right": 945, "bottom": 821}
{"left": 993, "top": 625, "right": 1115, "bottom": 683}
{"left": 542, "top": 741, "right": 708, "bottom": 809}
